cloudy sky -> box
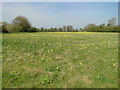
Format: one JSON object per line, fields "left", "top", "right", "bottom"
{"left": 1, "top": 0, "right": 119, "bottom": 2}
{"left": 2, "top": 2, "right": 118, "bottom": 29}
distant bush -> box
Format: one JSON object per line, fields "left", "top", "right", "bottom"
{"left": 0, "top": 25, "right": 1, "bottom": 32}
{"left": 82, "top": 17, "right": 118, "bottom": 32}
{"left": 7, "top": 24, "right": 22, "bottom": 32}
{"left": 57, "top": 28, "right": 63, "bottom": 32}
{"left": 1, "top": 16, "right": 118, "bottom": 33}
{"left": 39, "top": 27, "right": 44, "bottom": 32}
{"left": 83, "top": 24, "right": 97, "bottom": 32}
{"left": 1, "top": 22, "right": 9, "bottom": 33}
{"left": 118, "top": 25, "right": 120, "bottom": 32}
{"left": 83, "top": 23, "right": 118, "bottom": 32}
{"left": 27, "top": 27, "right": 39, "bottom": 32}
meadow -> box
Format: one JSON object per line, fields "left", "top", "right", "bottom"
{"left": 2, "top": 32, "right": 118, "bottom": 88}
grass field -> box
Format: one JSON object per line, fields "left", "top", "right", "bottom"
{"left": 2, "top": 32, "right": 118, "bottom": 88}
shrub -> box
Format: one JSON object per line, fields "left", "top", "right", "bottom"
{"left": 7, "top": 24, "right": 22, "bottom": 32}
{"left": 27, "top": 27, "right": 38, "bottom": 32}
{"left": 1, "top": 22, "right": 9, "bottom": 33}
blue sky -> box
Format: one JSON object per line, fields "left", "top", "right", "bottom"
{"left": 2, "top": 2, "right": 118, "bottom": 29}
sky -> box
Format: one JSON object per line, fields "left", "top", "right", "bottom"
{"left": 2, "top": 2, "right": 118, "bottom": 29}
{"left": 1, "top": 0, "right": 120, "bottom": 2}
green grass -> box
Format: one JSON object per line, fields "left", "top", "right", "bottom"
{"left": 2, "top": 32, "right": 118, "bottom": 88}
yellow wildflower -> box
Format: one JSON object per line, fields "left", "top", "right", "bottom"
{"left": 80, "top": 62, "right": 82, "bottom": 66}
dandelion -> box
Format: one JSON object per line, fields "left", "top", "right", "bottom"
{"left": 10, "top": 71, "right": 13, "bottom": 74}
{"left": 116, "top": 49, "right": 118, "bottom": 52}
{"left": 80, "top": 62, "right": 82, "bottom": 66}
{"left": 113, "top": 64, "right": 116, "bottom": 67}
{"left": 56, "top": 66, "right": 59, "bottom": 70}
{"left": 47, "top": 50, "right": 49, "bottom": 53}
{"left": 51, "top": 49, "right": 53, "bottom": 52}
{"left": 41, "top": 58, "right": 45, "bottom": 62}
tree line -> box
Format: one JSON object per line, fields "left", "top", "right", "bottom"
{"left": 0, "top": 16, "right": 119, "bottom": 33}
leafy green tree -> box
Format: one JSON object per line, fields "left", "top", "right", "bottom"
{"left": 62, "top": 26, "right": 66, "bottom": 32}
{"left": 58, "top": 27, "right": 63, "bottom": 32}
{"left": 118, "top": 25, "right": 120, "bottom": 32}
{"left": 67, "top": 27, "right": 70, "bottom": 32}
{"left": 107, "top": 23, "right": 111, "bottom": 27}
{"left": 66, "top": 25, "right": 73, "bottom": 32}
{"left": 84, "top": 24, "right": 96, "bottom": 32}
{"left": 49, "top": 28, "right": 54, "bottom": 32}
{"left": 1, "top": 22, "right": 9, "bottom": 33}
{"left": 79, "top": 28, "right": 82, "bottom": 31}
{"left": 40, "top": 27, "right": 44, "bottom": 32}
{"left": 76, "top": 29, "right": 79, "bottom": 32}
{"left": 27, "top": 27, "right": 38, "bottom": 32}
{"left": 7, "top": 24, "right": 22, "bottom": 32}
{"left": 11, "top": 16, "right": 31, "bottom": 32}
{"left": 99, "top": 23, "right": 105, "bottom": 28}
{"left": 0, "top": 23, "right": 1, "bottom": 32}
{"left": 44, "top": 29, "right": 48, "bottom": 32}
{"left": 54, "top": 27, "right": 57, "bottom": 32}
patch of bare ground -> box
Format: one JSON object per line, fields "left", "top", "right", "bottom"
{"left": 63, "top": 74, "right": 92, "bottom": 88}
{"left": 82, "top": 75, "right": 92, "bottom": 84}
{"left": 55, "top": 55, "right": 63, "bottom": 60}
{"left": 22, "top": 66, "right": 46, "bottom": 73}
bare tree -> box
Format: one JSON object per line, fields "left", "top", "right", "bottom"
{"left": 107, "top": 17, "right": 116, "bottom": 27}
